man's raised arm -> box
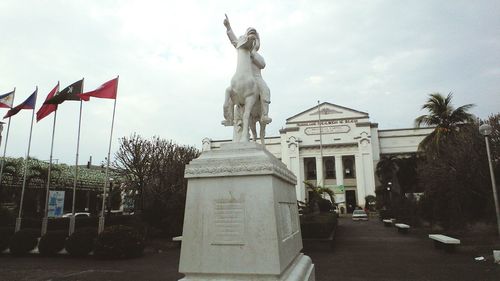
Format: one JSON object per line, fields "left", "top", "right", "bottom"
{"left": 224, "top": 14, "right": 237, "bottom": 47}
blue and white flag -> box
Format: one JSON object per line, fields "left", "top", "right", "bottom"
{"left": 0, "top": 91, "right": 14, "bottom": 108}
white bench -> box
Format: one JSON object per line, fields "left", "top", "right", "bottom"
{"left": 394, "top": 223, "right": 410, "bottom": 233}
{"left": 382, "top": 219, "right": 394, "bottom": 227}
{"left": 429, "top": 234, "right": 460, "bottom": 252}
{"left": 172, "top": 236, "right": 183, "bottom": 247}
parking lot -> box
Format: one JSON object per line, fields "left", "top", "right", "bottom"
{"left": 0, "top": 217, "right": 498, "bottom": 281}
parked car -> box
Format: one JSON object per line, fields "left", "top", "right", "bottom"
{"left": 352, "top": 209, "right": 368, "bottom": 221}
{"left": 62, "top": 212, "right": 90, "bottom": 218}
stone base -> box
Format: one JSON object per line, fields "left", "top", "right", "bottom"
{"left": 178, "top": 143, "right": 314, "bottom": 281}
{"left": 180, "top": 253, "right": 314, "bottom": 281}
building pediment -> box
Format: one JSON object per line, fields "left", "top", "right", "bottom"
{"left": 286, "top": 102, "right": 369, "bottom": 124}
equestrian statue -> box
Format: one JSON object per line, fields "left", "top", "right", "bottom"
{"left": 222, "top": 14, "right": 272, "bottom": 143}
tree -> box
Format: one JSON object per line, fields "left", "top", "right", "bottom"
{"left": 375, "top": 156, "right": 399, "bottom": 209}
{"left": 415, "top": 92, "right": 475, "bottom": 153}
{"left": 0, "top": 158, "right": 23, "bottom": 203}
{"left": 376, "top": 155, "right": 420, "bottom": 222}
{"left": 114, "top": 134, "right": 200, "bottom": 236}
{"left": 114, "top": 134, "right": 152, "bottom": 212}
{"left": 303, "top": 181, "right": 335, "bottom": 213}
{"left": 484, "top": 113, "right": 500, "bottom": 183}
{"left": 375, "top": 156, "right": 399, "bottom": 186}
{"left": 365, "top": 195, "right": 376, "bottom": 211}
{"left": 417, "top": 121, "right": 494, "bottom": 229}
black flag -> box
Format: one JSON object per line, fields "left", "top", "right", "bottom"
{"left": 45, "top": 79, "right": 83, "bottom": 104}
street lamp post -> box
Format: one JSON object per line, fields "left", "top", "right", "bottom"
{"left": 479, "top": 124, "right": 500, "bottom": 236}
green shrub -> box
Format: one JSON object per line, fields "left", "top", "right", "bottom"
{"left": 0, "top": 227, "right": 15, "bottom": 252}
{"left": 38, "top": 231, "right": 67, "bottom": 256}
{"left": 94, "top": 225, "right": 145, "bottom": 259}
{"left": 9, "top": 228, "right": 39, "bottom": 256}
{"left": 107, "top": 215, "right": 146, "bottom": 236}
{"left": 0, "top": 207, "right": 14, "bottom": 227}
{"left": 379, "top": 209, "right": 393, "bottom": 220}
{"left": 74, "top": 216, "right": 98, "bottom": 229}
{"left": 317, "top": 198, "right": 333, "bottom": 213}
{"left": 21, "top": 216, "right": 98, "bottom": 232}
{"left": 300, "top": 213, "right": 338, "bottom": 239}
{"left": 65, "top": 227, "right": 97, "bottom": 257}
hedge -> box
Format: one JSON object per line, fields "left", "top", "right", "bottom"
{"left": 38, "top": 230, "right": 67, "bottom": 256}
{"left": 300, "top": 213, "right": 338, "bottom": 239}
{"left": 94, "top": 225, "right": 145, "bottom": 259}
{"left": 0, "top": 227, "right": 15, "bottom": 253}
{"left": 20, "top": 214, "right": 140, "bottom": 232}
{"left": 65, "top": 227, "right": 97, "bottom": 257}
{"left": 9, "top": 228, "right": 39, "bottom": 256}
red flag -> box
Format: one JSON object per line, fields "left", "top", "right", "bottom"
{"left": 78, "top": 77, "right": 118, "bottom": 100}
{"left": 36, "top": 83, "right": 59, "bottom": 122}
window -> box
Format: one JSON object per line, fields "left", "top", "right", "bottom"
{"left": 324, "top": 157, "right": 336, "bottom": 179}
{"left": 304, "top": 157, "right": 316, "bottom": 180}
{"left": 342, "top": 156, "right": 355, "bottom": 178}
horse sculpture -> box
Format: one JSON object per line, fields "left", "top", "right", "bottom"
{"left": 249, "top": 101, "right": 266, "bottom": 144}
{"left": 223, "top": 27, "right": 266, "bottom": 143}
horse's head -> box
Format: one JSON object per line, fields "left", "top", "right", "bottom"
{"left": 236, "top": 27, "right": 259, "bottom": 51}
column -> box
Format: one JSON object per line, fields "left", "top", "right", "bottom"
{"left": 289, "top": 156, "right": 302, "bottom": 201}
{"left": 355, "top": 154, "right": 366, "bottom": 207}
{"left": 334, "top": 156, "right": 345, "bottom": 213}
{"left": 335, "top": 155, "right": 344, "bottom": 186}
{"left": 298, "top": 157, "right": 306, "bottom": 202}
{"left": 315, "top": 156, "right": 324, "bottom": 186}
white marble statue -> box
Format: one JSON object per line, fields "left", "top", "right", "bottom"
{"left": 222, "top": 14, "right": 271, "bottom": 143}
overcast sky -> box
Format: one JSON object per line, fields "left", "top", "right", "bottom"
{"left": 1, "top": 0, "right": 499, "bottom": 165}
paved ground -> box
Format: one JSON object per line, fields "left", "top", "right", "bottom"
{"left": 0, "top": 217, "right": 498, "bottom": 281}
{"left": 305, "top": 218, "right": 499, "bottom": 281}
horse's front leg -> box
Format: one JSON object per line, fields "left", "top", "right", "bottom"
{"left": 259, "top": 121, "right": 266, "bottom": 146}
{"left": 222, "top": 87, "right": 234, "bottom": 126}
{"left": 241, "top": 96, "right": 257, "bottom": 142}
{"left": 233, "top": 105, "right": 243, "bottom": 142}
{"left": 249, "top": 116, "right": 258, "bottom": 142}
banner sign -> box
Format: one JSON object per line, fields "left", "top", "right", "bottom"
{"left": 334, "top": 193, "right": 345, "bottom": 204}
{"left": 48, "top": 191, "right": 65, "bottom": 217}
{"left": 325, "top": 184, "right": 345, "bottom": 194}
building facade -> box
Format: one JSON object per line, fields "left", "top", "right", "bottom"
{"left": 203, "top": 102, "right": 433, "bottom": 213}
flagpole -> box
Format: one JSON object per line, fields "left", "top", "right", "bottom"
{"left": 41, "top": 108, "right": 58, "bottom": 236}
{"left": 99, "top": 76, "right": 119, "bottom": 234}
{"left": 69, "top": 79, "right": 84, "bottom": 236}
{"left": 15, "top": 87, "right": 37, "bottom": 232}
{"left": 317, "top": 100, "right": 324, "bottom": 187}
{"left": 0, "top": 88, "right": 15, "bottom": 193}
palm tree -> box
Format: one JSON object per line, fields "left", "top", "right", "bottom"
{"left": 375, "top": 156, "right": 399, "bottom": 186}
{"left": 415, "top": 92, "right": 475, "bottom": 153}
{"left": 303, "top": 181, "right": 335, "bottom": 213}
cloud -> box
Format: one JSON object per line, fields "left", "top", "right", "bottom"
{"left": 0, "top": 0, "right": 498, "bottom": 164}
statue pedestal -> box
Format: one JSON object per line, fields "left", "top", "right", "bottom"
{"left": 179, "top": 142, "right": 315, "bottom": 281}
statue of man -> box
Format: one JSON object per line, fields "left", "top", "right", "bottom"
{"left": 223, "top": 14, "right": 272, "bottom": 125}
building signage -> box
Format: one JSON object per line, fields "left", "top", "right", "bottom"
{"left": 48, "top": 191, "right": 65, "bottom": 218}
{"left": 304, "top": 125, "right": 350, "bottom": 135}
{"left": 297, "top": 119, "right": 358, "bottom": 127}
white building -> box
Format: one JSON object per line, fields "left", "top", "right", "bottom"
{"left": 203, "top": 102, "right": 433, "bottom": 213}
